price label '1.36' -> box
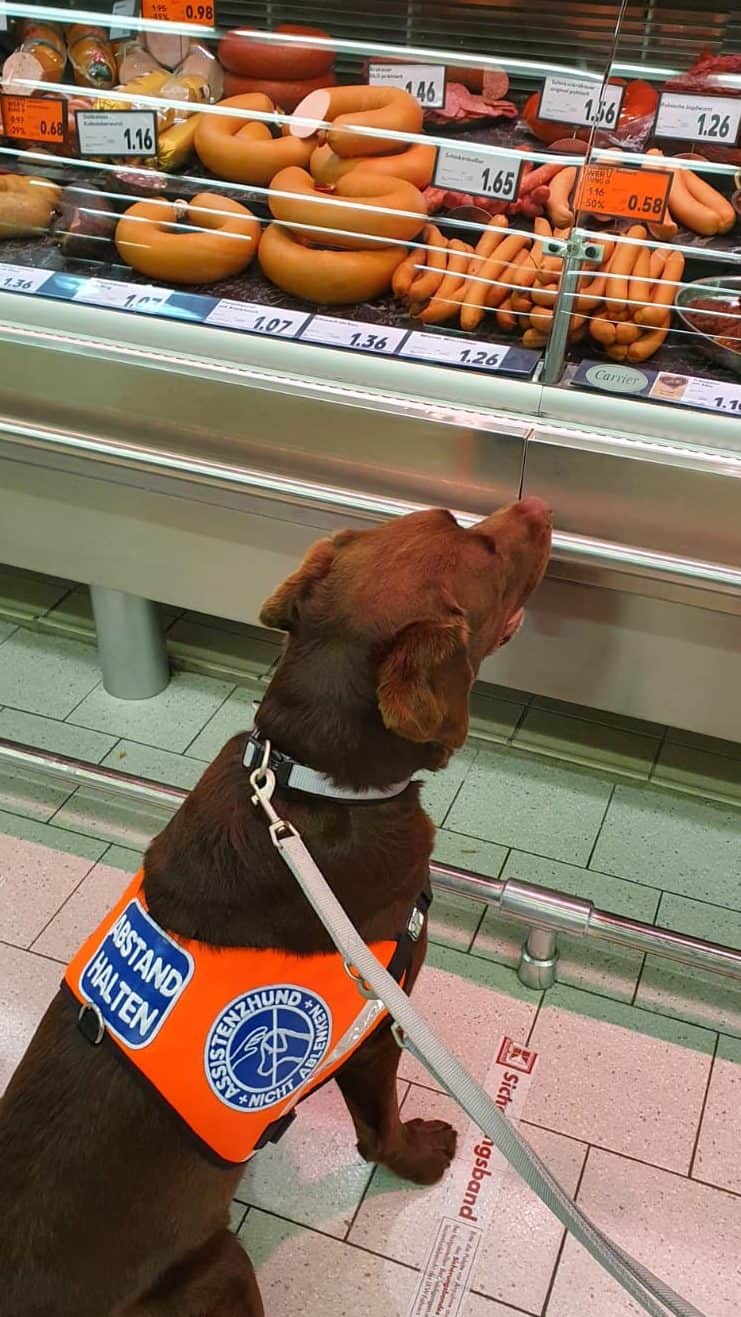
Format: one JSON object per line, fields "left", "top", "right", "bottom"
{"left": 301, "top": 316, "right": 407, "bottom": 354}
{"left": 654, "top": 92, "right": 741, "bottom": 145}
{"left": 368, "top": 63, "right": 446, "bottom": 109}
{"left": 433, "top": 145, "right": 522, "bottom": 202}
{"left": 77, "top": 110, "right": 157, "bottom": 158}
{"left": 1, "top": 94, "right": 66, "bottom": 144}
{"left": 538, "top": 76, "right": 624, "bottom": 130}
{"left": 141, "top": 0, "right": 214, "bottom": 24}
{"left": 576, "top": 164, "right": 671, "bottom": 222}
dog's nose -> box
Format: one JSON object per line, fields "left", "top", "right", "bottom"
{"left": 515, "top": 496, "right": 551, "bottom": 525}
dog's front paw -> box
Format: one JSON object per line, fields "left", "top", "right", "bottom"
{"left": 385, "top": 1117, "right": 458, "bottom": 1186}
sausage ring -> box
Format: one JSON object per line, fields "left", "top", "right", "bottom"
{"left": 309, "top": 141, "right": 436, "bottom": 189}
{"left": 115, "top": 192, "right": 260, "bottom": 284}
{"left": 290, "top": 84, "right": 423, "bottom": 158}
{"left": 259, "top": 223, "right": 405, "bottom": 304}
{"left": 0, "top": 174, "right": 60, "bottom": 239}
{"left": 218, "top": 25, "right": 334, "bottom": 81}
{"left": 222, "top": 70, "right": 337, "bottom": 113}
{"left": 269, "top": 166, "right": 427, "bottom": 250}
{"left": 194, "top": 94, "right": 313, "bottom": 187}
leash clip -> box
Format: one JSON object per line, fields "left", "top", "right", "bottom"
{"left": 249, "top": 739, "right": 299, "bottom": 846}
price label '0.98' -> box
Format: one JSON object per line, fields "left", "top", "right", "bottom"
{"left": 654, "top": 93, "right": 741, "bottom": 145}
{"left": 141, "top": 0, "right": 214, "bottom": 24}
{"left": 1, "top": 95, "right": 66, "bottom": 144}
{"left": 77, "top": 110, "right": 157, "bottom": 158}
{"left": 368, "top": 63, "right": 446, "bottom": 109}
{"left": 433, "top": 145, "right": 522, "bottom": 202}
{"left": 576, "top": 164, "right": 671, "bottom": 222}
{"left": 538, "top": 76, "right": 624, "bottom": 130}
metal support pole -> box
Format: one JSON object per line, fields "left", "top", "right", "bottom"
{"left": 2, "top": 740, "right": 741, "bottom": 991}
{"left": 519, "top": 927, "right": 559, "bottom": 990}
{"left": 89, "top": 586, "right": 170, "bottom": 699}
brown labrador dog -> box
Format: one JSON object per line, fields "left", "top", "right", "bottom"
{"left": 0, "top": 499, "right": 551, "bottom": 1317}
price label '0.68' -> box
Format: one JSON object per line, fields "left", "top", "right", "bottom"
{"left": 141, "top": 0, "right": 214, "bottom": 23}
{"left": 433, "top": 145, "right": 522, "bottom": 202}
{"left": 77, "top": 110, "right": 157, "bottom": 158}
{"left": 654, "top": 92, "right": 741, "bottom": 145}
{"left": 576, "top": 164, "right": 671, "bottom": 222}
{"left": 1, "top": 95, "right": 66, "bottom": 144}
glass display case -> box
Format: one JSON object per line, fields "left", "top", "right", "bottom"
{"left": 0, "top": 1, "right": 740, "bottom": 737}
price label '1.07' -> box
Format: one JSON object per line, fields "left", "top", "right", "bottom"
{"left": 433, "top": 145, "right": 522, "bottom": 202}
{"left": 206, "top": 300, "right": 310, "bottom": 338}
{"left": 77, "top": 110, "right": 157, "bottom": 158}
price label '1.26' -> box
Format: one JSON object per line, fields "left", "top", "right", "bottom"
{"left": 433, "top": 145, "right": 522, "bottom": 202}
{"left": 654, "top": 92, "right": 741, "bottom": 145}
{"left": 1, "top": 95, "right": 66, "bottom": 144}
{"left": 538, "top": 76, "right": 624, "bottom": 130}
{"left": 368, "top": 63, "right": 446, "bottom": 109}
{"left": 141, "top": 0, "right": 214, "bottom": 24}
{"left": 77, "top": 110, "right": 157, "bottom": 158}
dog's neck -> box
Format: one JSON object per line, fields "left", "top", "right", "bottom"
{"left": 255, "top": 635, "right": 450, "bottom": 791}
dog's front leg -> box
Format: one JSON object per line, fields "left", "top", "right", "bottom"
{"left": 336, "top": 1022, "right": 457, "bottom": 1186}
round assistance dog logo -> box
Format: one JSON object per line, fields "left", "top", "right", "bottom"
{"left": 205, "top": 984, "right": 332, "bottom": 1111}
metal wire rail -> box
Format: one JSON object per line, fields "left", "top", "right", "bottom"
{"left": 3, "top": 737, "right": 740, "bottom": 992}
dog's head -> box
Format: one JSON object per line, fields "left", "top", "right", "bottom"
{"left": 260, "top": 499, "right": 551, "bottom": 756}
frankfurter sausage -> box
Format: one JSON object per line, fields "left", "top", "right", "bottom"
{"left": 223, "top": 71, "right": 336, "bottom": 114}
{"left": 683, "top": 169, "right": 736, "bottom": 234}
{"left": 546, "top": 166, "right": 577, "bottom": 230}
{"left": 407, "top": 223, "right": 447, "bottom": 301}
{"left": 218, "top": 25, "right": 334, "bottom": 81}
{"left": 269, "top": 166, "right": 427, "bottom": 250}
{"left": 392, "top": 245, "right": 421, "bottom": 297}
{"left": 309, "top": 141, "right": 436, "bottom": 189}
{"left": 291, "top": 85, "right": 423, "bottom": 158}
{"left": 418, "top": 239, "right": 472, "bottom": 323}
{"left": 460, "top": 231, "right": 529, "bottom": 331}
{"left": 634, "top": 249, "right": 685, "bottom": 328}
{"left": 194, "top": 94, "right": 313, "bottom": 187}
{"left": 259, "top": 222, "right": 405, "bottom": 303}
{"left": 115, "top": 193, "right": 260, "bottom": 284}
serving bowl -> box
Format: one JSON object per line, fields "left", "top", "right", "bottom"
{"left": 675, "top": 274, "right": 741, "bottom": 378}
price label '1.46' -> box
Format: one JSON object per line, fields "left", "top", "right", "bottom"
{"left": 77, "top": 110, "right": 157, "bottom": 158}
{"left": 654, "top": 92, "right": 741, "bottom": 145}
{"left": 433, "top": 145, "right": 522, "bottom": 202}
{"left": 538, "top": 76, "right": 624, "bottom": 129}
{"left": 368, "top": 63, "right": 446, "bottom": 109}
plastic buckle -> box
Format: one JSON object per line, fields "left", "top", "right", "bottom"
{"left": 343, "top": 961, "right": 377, "bottom": 1001}
{"left": 407, "top": 906, "right": 425, "bottom": 943}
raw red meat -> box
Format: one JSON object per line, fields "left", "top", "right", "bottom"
{"left": 424, "top": 80, "right": 517, "bottom": 126}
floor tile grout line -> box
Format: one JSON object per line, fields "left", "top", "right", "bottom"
{"left": 27, "top": 846, "right": 111, "bottom": 953}
{"left": 540, "top": 1143, "right": 591, "bottom": 1316}
{"left": 629, "top": 953, "right": 646, "bottom": 1007}
{"left": 647, "top": 723, "right": 670, "bottom": 783}
{"left": 1, "top": 936, "right": 65, "bottom": 967}
{"left": 466, "top": 901, "right": 491, "bottom": 955}
{"left": 687, "top": 1032, "right": 720, "bottom": 1182}
{"left": 584, "top": 782, "right": 616, "bottom": 871}
{"left": 180, "top": 682, "right": 244, "bottom": 757}
{"left": 237, "top": 1204, "right": 422, "bottom": 1273}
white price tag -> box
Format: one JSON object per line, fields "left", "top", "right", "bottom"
{"left": 0, "top": 2, "right": 7, "bottom": 33}
{"left": 538, "top": 75, "right": 624, "bottom": 129}
{"left": 654, "top": 92, "right": 741, "bottom": 145}
{"left": 110, "top": 0, "right": 138, "bottom": 40}
{"left": 77, "top": 110, "right": 157, "bottom": 157}
{"left": 205, "top": 300, "right": 309, "bottom": 337}
{"left": 368, "top": 62, "right": 446, "bottom": 109}
{"left": 433, "top": 146, "right": 522, "bottom": 202}
{"left": 650, "top": 372, "right": 741, "bottom": 415}
{"left": 0, "top": 264, "right": 53, "bottom": 294}
{"left": 400, "top": 332, "right": 508, "bottom": 372}
{"left": 300, "top": 316, "right": 407, "bottom": 354}
{"left": 72, "top": 279, "right": 172, "bottom": 312}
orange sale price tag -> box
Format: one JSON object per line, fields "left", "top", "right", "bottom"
{"left": 576, "top": 164, "right": 671, "bottom": 223}
{"left": 141, "top": 0, "right": 214, "bottom": 24}
{"left": 1, "top": 94, "right": 66, "bottom": 144}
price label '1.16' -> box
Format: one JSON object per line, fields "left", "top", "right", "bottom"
{"left": 141, "top": 0, "right": 214, "bottom": 23}
{"left": 368, "top": 63, "right": 446, "bottom": 109}
{"left": 576, "top": 164, "right": 671, "bottom": 222}
{"left": 1, "top": 94, "right": 66, "bottom": 144}
{"left": 77, "top": 110, "right": 157, "bottom": 158}
{"left": 433, "top": 145, "right": 522, "bottom": 202}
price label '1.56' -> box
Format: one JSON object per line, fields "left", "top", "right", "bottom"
{"left": 368, "top": 63, "right": 446, "bottom": 109}
{"left": 538, "top": 76, "right": 624, "bottom": 130}
{"left": 433, "top": 145, "right": 522, "bottom": 202}
{"left": 77, "top": 110, "right": 157, "bottom": 158}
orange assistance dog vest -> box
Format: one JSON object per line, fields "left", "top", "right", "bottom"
{"left": 63, "top": 872, "right": 428, "bottom": 1167}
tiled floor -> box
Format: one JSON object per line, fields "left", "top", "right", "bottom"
{"left": 1, "top": 568, "right": 741, "bottom": 1316}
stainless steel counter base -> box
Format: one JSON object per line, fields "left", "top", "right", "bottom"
{"left": 1, "top": 293, "right": 740, "bottom": 741}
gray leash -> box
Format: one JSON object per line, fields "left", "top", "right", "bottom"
{"left": 250, "top": 761, "right": 705, "bottom": 1317}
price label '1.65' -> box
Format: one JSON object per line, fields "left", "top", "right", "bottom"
{"left": 538, "top": 76, "right": 624, "bottom": 129}
{"left": 433, "top": 145, "right": 522, "bottom": 202}
{"left": 77, "top": 110, "right": 157, "bottom": 158}
{"left": 368, "top": 63, "right": 446, "bottom": 109}
{"left": 654, "top": 92, "right": 741, "bottom": 145}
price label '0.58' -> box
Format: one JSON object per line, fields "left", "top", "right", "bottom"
{"left": 141, "top": 0, "right": 214, "bottom": 23}
{"left": 654, "top": 92, "right": 741, "bottom": 145}
{"left": 433, "top": 145, "right": 522, "bottom": 202}
{"left": 1, "top": 95, "right": 66, "bottom": 144}
{"left": 77, "top": 110, "right": 157, "bottom": 158}
{"left": 576, "top": 164, "right": 671, "bottom": 222}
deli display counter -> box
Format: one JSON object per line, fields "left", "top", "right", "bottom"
{"left": 1, "top": 0, "right": 740, "bottom": 739}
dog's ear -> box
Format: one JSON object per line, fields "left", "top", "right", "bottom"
{"left": 377, "top": 612, "right": 473, "bottom": 748}
{"left": 259, "top": 537, "right": 337, "bottom": 632}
